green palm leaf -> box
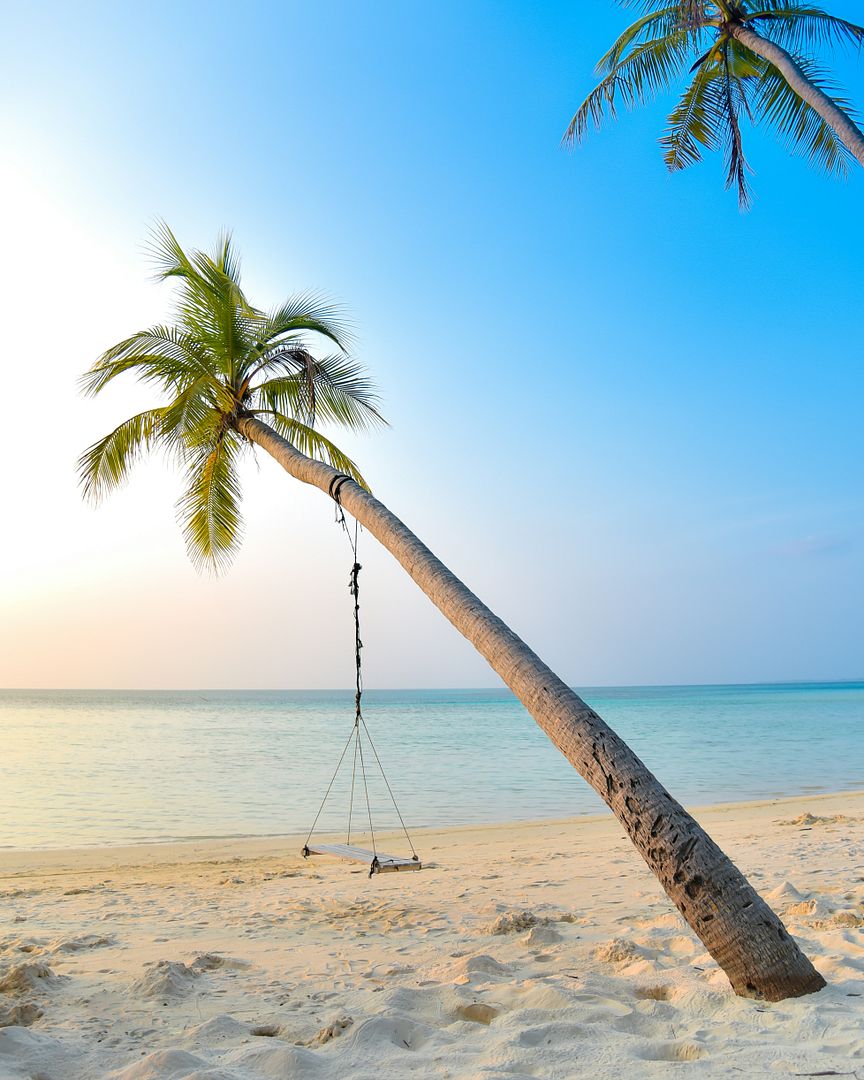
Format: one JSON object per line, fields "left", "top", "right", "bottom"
{"left": 748, "top": 3, "right": 864, "bottom": 52}
{"left": 755, "top": 54, "right": 856, "bottom": 175}
{"left": 177, "top": 436, "right": 245, "bottom": 574}
{"left": 662, "top": 50, "right": 725, "bottom": 169}
{"left": 258, "top": 294, "right": 351, "bottom": 353}
{"left": 80, "top": 326, "right": 214, "bottom": 397}
{"left": 596, "top": 5, "right": 692, "bottom": 74}
{"left": 565, "top": 29, "right": 694, "bottom": 143}
{"left": 80, "top": 226, "right": 385, "bottom": 573}
{"left": 255, "top": 353, "right": 384, "bottom": 432}
{"left": 569, "top": 0, "right": 864, "bottom": 203}
{"left": 78, "top": 409, "right": 165, "bottom": 503}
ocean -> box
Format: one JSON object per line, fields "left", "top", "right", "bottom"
{"left": 0, "top": 682, "right": 861, "bottom": 850}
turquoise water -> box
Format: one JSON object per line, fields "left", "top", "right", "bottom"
{"left": 0, "top": 683, "right": 861, "bottom": 849}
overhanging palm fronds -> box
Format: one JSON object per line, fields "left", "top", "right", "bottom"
{"left": 78, "top": 224, "right": 384, "bottom": 573}
{"left": 566, "top": 0, "right": 864, "bottom": 205}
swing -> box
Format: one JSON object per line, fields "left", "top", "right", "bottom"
{"left": 302, "top": 494, "right": 422, "bottom": 878}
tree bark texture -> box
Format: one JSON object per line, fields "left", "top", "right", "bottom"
{"left": 732, "top": 24, "right": 864, "bottom": 168}
{"left": 237, "top": 416, "right": 826, "bottom": 1002}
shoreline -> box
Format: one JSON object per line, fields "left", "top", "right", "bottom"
{"left": 2, "top": 786, "right": 862, "bottom": 875}
{"left": 2, "top": 788, "right": 863, "bottom": 1077}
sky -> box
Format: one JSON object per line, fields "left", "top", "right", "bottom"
{"left": 0, "top": 1, "right": 861, "bottom": 690}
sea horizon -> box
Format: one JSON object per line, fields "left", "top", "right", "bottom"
{"left": 4, "top": 678, "right": 863, "bottom": 692}
{"left": 2, "top": 680, "right": 862, "bottom": 851}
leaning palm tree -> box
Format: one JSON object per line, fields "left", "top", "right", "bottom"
{"left": 565, "top": 1, "right": 864, "bottom": 207}
{"left": 79, "top": 225, "right": 825, "bottom": 1001}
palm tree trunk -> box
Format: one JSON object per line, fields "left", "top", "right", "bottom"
{"left": 238, "top": 415, "right": 825, "bottom": 1002}
{"left": 732, "top": 24, "right": 864, "bottom": 168}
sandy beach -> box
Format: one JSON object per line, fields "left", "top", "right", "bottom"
{"left": 1, "top": 790, "right": 863, "bottom": 1079}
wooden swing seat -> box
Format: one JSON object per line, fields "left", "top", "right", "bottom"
{"left": 303, "top": 842, "right": 422, "bottom": 874}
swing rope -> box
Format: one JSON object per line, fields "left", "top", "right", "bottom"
{"left": 302, "top": 486, "right": 419, "bottom": 865}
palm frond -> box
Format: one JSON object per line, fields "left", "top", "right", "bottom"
{"left": 147, "top": 221, "right": 258, "bottom": 375}
{"left": 617, "top": 0, "right": 712, "bottom": 31}
{"left": 565, "top": 29, "right": 694, "bottom": 143}
{"left": 718, "top": 45, "right": 754, "bottom": 210}
{"left": 597, "top": 5, "right": 691, "bottom": 73}
{"left": 78, "top": 409, "right": 164, "bottom": 503}
{"left": 299, "top": 353, "right": 385, "bottom": 431}
{"left": 255, "top": 354, "right": 385, "bottom": 433}
{"left": 755, "top": 54, "right": 855, "bottom": 175}
{"left": 662, "top": 53, "right": 724, "bottom": 170}
{"left": 80, "top": 326, "right": 216, "bottom": 397}
{"left": 747, "top": 3, "right": 864, "bottom": 53}
{"left": 157, "top": 376, "right": 228, "bottom": 449}
{"left": 147, "top": 219, "right": 198, "bottom": 283}
{"left": 259, "top": 412, "right": 370, "bottom": 489}
{"left": 256, "top": 293, "right": 352, "bottom": 354}
{"left": 663, "top": 38, "right": 763, "bottom": 201}
{"left": 177, "top": 435, "right": 245, "bottom": 574}
{"left": 568, "top": 0, "right": 864, "bottom": 207}
{"left": 209, "top": 228, "right": 242, "bottom": 284}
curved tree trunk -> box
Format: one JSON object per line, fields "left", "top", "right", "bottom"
{"left": 732, "top": 24, "right": 864, "bottom": 168}
{"left": 238, "top": 415, "right": 825, "bottom": 1002}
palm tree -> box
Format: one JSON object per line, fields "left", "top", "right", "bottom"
{"left": 79, "top": 225, "right": 825, "bottom": 1001}
{"left": 565, "top": 1, "right": 864, "bottom": 207}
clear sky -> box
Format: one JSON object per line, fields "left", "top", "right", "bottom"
{"left": 1, "top": 1, "right": 861, "bottom": 689}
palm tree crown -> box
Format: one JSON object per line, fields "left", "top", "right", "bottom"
{"left": 79, "top": 224, "right": 384, "bottom": 572}
{"left": 566, "top": 1, "right": 864, "bottom": 207}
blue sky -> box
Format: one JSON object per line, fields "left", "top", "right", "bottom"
{"left": 0, "top": 1, "right": 861, "bottom": 688}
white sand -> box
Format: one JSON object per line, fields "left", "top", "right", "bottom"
{"left": 1, "top": 790, "right": 863, "bottom": 1079}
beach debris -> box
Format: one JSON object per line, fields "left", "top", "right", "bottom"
{"left": 487, "top": 909, "right": 538, "bottom": 934}
{"left": 0, "top": 961, "right": 59, "bottom": 995}
{"left": 306, "top": 1015, "right": 353, "bottom": 1045}
{"left": 785, "top": 899, "right": 821, "bottom": 918}
{"left": 0, "top": 1001, "right": 43, "bottom": 1027}
{"left": 191, "top": 953, "right": 224, "bottom": 972}
{"left": 778, "top": 812, "right": 853, "bottom": 828}
{"left": 189, "top": 952, "right": 248, "bottom": 972}
{"left": 634, "top": 984, "right": 672, "bottom": 1001}
{"left": 818, "top": 910, "right": 864, "bottom": 929}
{"left": 456, "top": 1002, "right": 500, "bottom": 1025}
{"left": 130, "top": 960, "right": 199, "bottom": 1000}
{"left": 592, "top": 938, "right": 644, "bottom": 965}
